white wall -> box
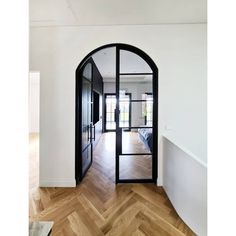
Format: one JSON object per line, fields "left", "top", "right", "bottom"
{"left": 29, "top": 24, "right": 207, "bottom": 187}
{"left": 29, "top": 71, "right": 40, "bottom": 133}
{"left": 163, "top": 136, "right": 207, "bottom": 236}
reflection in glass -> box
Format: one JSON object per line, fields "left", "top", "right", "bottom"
{"left": 120, "top": 75, "right": 152, "bottom": 100}
{"left": 142, "top": 93, "right": 153, "bottom": 126}
{"left": 119, "top": 155, "right": 152, "bottom": 179}
{"left": 120, "top": 50, "right": 152, "bottom": 74}
{"left": 105, "top": 92, "right": 132, "bottom": 130}
{"left": 82, "top": 78, "right": 91, "bottom": 150}
{"left": 105, "top": 95, "right": 116, "bottom": 130}
{"left": 83, "top": 63, "right": 92, "bottom": 81}
{"left": 119, "top": 92, "right": 130, "bottom": 128}
{"left": 122, "top": 128, "right": 153, "bottom": 154}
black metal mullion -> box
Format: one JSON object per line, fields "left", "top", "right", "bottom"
{"left": 118, "top": 179, "right": 154, "bottom": 183}
{"left": 120, "top": 153, "right": 152, "bottom": 156}
{"left": 91, "top": 62, "right": 94, "bottom": 164}
{"left": 119, "top": 100, "right": 151, "bottom": 102}
{"left": 119, "top": 72, "right": 153, "bottom": 76}
{"left": 128, "top": 93, "right": 131, "bottom": 131}
{"left": 122, "top": 126, "right": 153, "bottom": 129}
{"left": 104, "top": 94, "right": 107, "bottom": 131}
{"left": 115, "top": 46, "right": 120, "bottom": 184}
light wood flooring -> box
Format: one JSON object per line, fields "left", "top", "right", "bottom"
{"left": 29, "top": 133, "right": 196, "bottom": 236}
{"left": 96, "top": 132, "right": 152, "bottom": 179}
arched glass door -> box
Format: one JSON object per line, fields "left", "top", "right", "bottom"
{"left": 76, "top": 44, "right": 158, "bottom": 184}
{"left": 115, "top": 46, "right": 157, "bottom": 183}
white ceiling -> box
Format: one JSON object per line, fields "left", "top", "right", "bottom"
{"left": 92, "top": 48, "right": 116, "bottom": 81}
{"left": 92, "top": 47, "right": 152, "bottom": 82}
{"left": 30, "top": 0, "right": 207, "bottom": 27}
{"left": 30, "top": 0, "right": 207, "bottom": 80}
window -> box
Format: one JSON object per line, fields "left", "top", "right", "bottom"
{"left": 105, "top": 92, "right": 131, "bottom": 131}
{"left": 142, "top": 93, "right": 153, "bottom": 126}
{"left": 119, "top": 91, "right": 130, "bottom": 129}
{"left": 105, "top": 95, "right": 116, "bottom": 130}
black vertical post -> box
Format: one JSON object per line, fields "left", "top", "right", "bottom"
{"left": 115, "top": 46, "right": 120, "bottom": 184}
{"left": 91, "top": 63, "right": 94, "bottom": 164}
{"left": 152, "top": 68, "right": 158, "bottom": 183}
{"left": 128, "top": 93, "right": 131, "bottom": 131}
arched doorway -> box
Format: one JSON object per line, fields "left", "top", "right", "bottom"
{"left": 75, "top": 43, "right": 158, "bottom": 184}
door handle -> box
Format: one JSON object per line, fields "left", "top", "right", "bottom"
{"left": 92, "top": 125, "right": 95, "bottom": 140}
{"left": 87, "top": 125, "right": 89, "bottom": 141}
{"left": 89, "top": 124, "right": 95, "bottom": 141}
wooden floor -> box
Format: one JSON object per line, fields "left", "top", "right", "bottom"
{"left": 29, "top": 133, "right": 196, "bottom": 236}
{"left": 96, "top": 132, "right": 152, "bottom": 179}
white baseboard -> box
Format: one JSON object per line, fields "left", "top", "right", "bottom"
{"left": 39, "top": 178, "right": 76, "bottom": 187}
{"left": 157, "top": 178, "right": 163, "bottom": 186}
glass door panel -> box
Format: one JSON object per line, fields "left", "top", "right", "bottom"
{"left": 119, "top": 101, "right": 153, "bottom": 128}
{"left": 105, "top": 94, "right": 116, "bottom": 131}
{"left": 119, "top": 154, "right": 152, "bottom": 179}
{"left": 119, "top": 92, "right": 131, "bottom": 129}
{"left": 122, "top": 128, "right": 153, "bottom": 154}
{"left": 120, "top": 50, "right": 152, "bottom": 74}
{"left": 82, "top": 78, "right": 92, "bottom": 150}
{"left": 117, "top": 48, "right": 155, "bottom": 182}
{"left": 119, "top": 75, "right": 152, "bottom": 100}
{"left": 142, "top": 93, "right": 153, "bottom": 126}
{"left": 81, "top": 63, "right": 92, "bottom": 178}
{"left": 105, "top": 93, "right": 131, "bottom": 131}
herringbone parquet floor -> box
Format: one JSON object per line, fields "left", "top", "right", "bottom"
{"left": 29, "top": 133, "right": 196, "bottom": 236}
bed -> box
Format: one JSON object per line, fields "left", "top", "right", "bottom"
{"left": 138, "top": 128, "right": 153, "bottom": 152}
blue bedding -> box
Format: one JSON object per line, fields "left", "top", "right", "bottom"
{"left": 138, "top": 128, "right": 153, "bottom": 152}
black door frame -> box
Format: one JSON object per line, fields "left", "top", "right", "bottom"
{"left": 75, "top": 43, "right": 158, "bottom": 185}
{"left": 75, "top": 59, "right": 94, "bottom": 184}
